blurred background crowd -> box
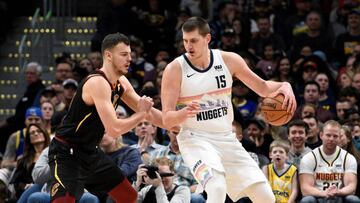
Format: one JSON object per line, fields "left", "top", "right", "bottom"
{"left": 0, "top": 0, "right": 360, "bottom": 202}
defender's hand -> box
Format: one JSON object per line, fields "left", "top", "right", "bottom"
{"left": 138, "top": 96, "right": 154, "bottom": 113}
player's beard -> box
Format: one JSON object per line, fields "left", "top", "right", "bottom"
{"left": 112, "top": 61, "right": 127, "bottom": 76}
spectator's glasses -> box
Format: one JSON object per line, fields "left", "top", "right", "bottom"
{"left": 160, "top": 172, "right": 174, "bottom": 178}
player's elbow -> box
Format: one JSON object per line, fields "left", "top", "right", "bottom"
{"left": 300, "top": 185, "right": 313, "bottom": 196}
{"left": 162, "top": 119, "right": 172, "bottom": 129}
{"left": 105, "top": 126, "right": 121, "bottom": 138}
{"left": 162, "top": 117, "right": 175, "bottom": 129}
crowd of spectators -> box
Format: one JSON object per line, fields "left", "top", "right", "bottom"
{"left": 0, "top": 0, "right": 360, "bottom": 202}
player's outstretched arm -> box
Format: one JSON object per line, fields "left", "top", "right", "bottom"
{"left": 118, "top": 76, "right": 165, "bottom": 129}
{"left": 83, "top": 76, "right": 151, "bottom": 138}
{"left": 161, "top": 61, "right": 201, "bottom": 129}
{"left": 222, "top": 51, "right": 296, "bottom": 114}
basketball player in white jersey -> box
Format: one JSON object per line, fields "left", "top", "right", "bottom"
{"left": 161, "top": 17, "right": 297, "bottom": 203}
{"left": 299, "top": 120, "right": 359, "bottom": 203}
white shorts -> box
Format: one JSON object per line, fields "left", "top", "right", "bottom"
{"left": 177, "top": 129, "right": 267, "bottom": 201}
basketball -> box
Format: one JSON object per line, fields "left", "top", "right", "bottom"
{"left": 260, "top": 94, "right": 293, "bottom": 126}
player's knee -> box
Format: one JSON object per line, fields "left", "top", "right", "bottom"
{"left": 205, "top": 171, "right": 226, "bottom": 196}
{"left": 247, "top": 182, "right": 275, "bottom": 203}
{"left": 264, "top": 191, "right": 275, "bottom": 203}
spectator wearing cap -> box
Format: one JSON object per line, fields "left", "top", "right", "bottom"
{"left": 217, "top": 28, "right": 239, "bottom": 52}
{"left": 0, "top": 107, "right": 43, "bottom": 194}
{"left": 294, "top": 55, "right": 332, "bottom": 101}
{"left": 1, "top": 107, "right": 43, "bottom": 170}
{"left": 50, "top": 79, "right": 78, "bottom": 131}
{"left": 33, "top": 86, "right": 57, "bottom": 108}
{"left": 302, "top": 61, "right": 319, "bottom": 83}
{"left": 291, "top": 11, "right": 332, "bottom": 61}
{"left": 0, "top": 62, "right": 45, "bottom": 152}
{"left": 62, "top": 78, "right": 78, "bottom": 107}
{"left": 248, "top": 16, "right": 285, "bottom": 59}
{"left": 245, "top": 117, "right": 273, "bottom": 159}
{"left": 335, "top": 8, "right": 360, "bottom": 65}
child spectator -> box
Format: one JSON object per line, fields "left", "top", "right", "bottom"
{"left": 262, "top": 140, "right": 298, "bottom": 203}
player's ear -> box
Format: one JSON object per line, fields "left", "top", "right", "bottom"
{"left": 205, "top": 33, "right": 211, "bottom": 43}
{"left": 104, "top": 50, "right": 112, "bottom": 61}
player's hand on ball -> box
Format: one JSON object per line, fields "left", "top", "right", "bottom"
{"left": 273, "top": 82, "right": 296, "bottom": 113}
{"left": 138, "top": 95, "right": 154, "bottom": 113}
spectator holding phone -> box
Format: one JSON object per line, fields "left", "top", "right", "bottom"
{"left": 134, "top": 157, "right": 191, "bottom": 203}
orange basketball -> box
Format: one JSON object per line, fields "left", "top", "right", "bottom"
{"left": 260, "top": 94, "right": 293, "bottom": 126}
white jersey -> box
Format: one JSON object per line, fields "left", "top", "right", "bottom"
{"left": 299, "top": 146, "right": 357, "bottom": 191}
{"left": 176, "top": 49, "right": 233, "bottom": 133}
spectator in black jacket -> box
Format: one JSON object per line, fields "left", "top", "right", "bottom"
{"left": 0, "top": 62, "right": 45, "bottom": 153}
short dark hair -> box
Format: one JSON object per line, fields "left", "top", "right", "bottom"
{"left": 302, "top": 115, "right": 318, "bottom": 124}
{"left": 101, "top": 33, "right": 130, "bottom": 55}
{"left": 336, "top": 98, "right": 351, "bottom": 104}
{"left": 182, "top": 17, "right": 210, "bottom": 36}
{"left": 339, "top": 86, "right": 359, "bottom": 98}
{"left": 304, "top": 80, "right": 320, "bottom": 92}
{"left": 287, "top": 119, "right": 309, "bottom": 135}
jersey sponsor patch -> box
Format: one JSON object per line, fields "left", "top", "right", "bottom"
{"left": 192, "top": 160, "right": 213, "bottom": 188}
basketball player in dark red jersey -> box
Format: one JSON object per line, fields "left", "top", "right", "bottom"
{"left": 48, "top": 33, "right": 164, "bottom": 203}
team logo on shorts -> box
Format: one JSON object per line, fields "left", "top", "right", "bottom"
{"left": 51, "top": 183, "right": 60, "bottom": 197}
{"left": 193, "top": 160, "right": 213, "bottom": 188}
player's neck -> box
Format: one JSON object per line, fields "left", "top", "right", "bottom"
{"left": 291, "top": 144, "right": 305, "bottom": 153}
{"left": 188, "top": 49, "right": 211, "bottom": 70}
{"left": 100, "top": 65, "right": 121, "bottom": 86}
{"left": 321, "top": 145, "right": 337, "bottom": 156}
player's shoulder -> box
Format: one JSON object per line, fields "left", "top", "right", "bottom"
{"left": 301, "top": 149, "right": 317, "bottom": 162}
{"left": 85, "top": 74, "right": 108, "bottom": 86}
{"left": 220, "top": 50, "right": 241, "bottom": 59}
{"left": 166, "top": 58, "right": 181, "bottom": 69}
{"left": 163, "top": 58, "right": 182, "bottom": 75}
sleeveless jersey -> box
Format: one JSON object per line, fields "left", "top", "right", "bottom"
{"left": 55, "top": 70, "right": 124, "bottom": 150}
{"left": 267, "top": 163, "right": 297, "bottom": 203}
{"left": 310, "top": 147, "right": 349, "bottom": 191}
{"left": 176, "top": 49, "right": 233, "bottom": 133}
